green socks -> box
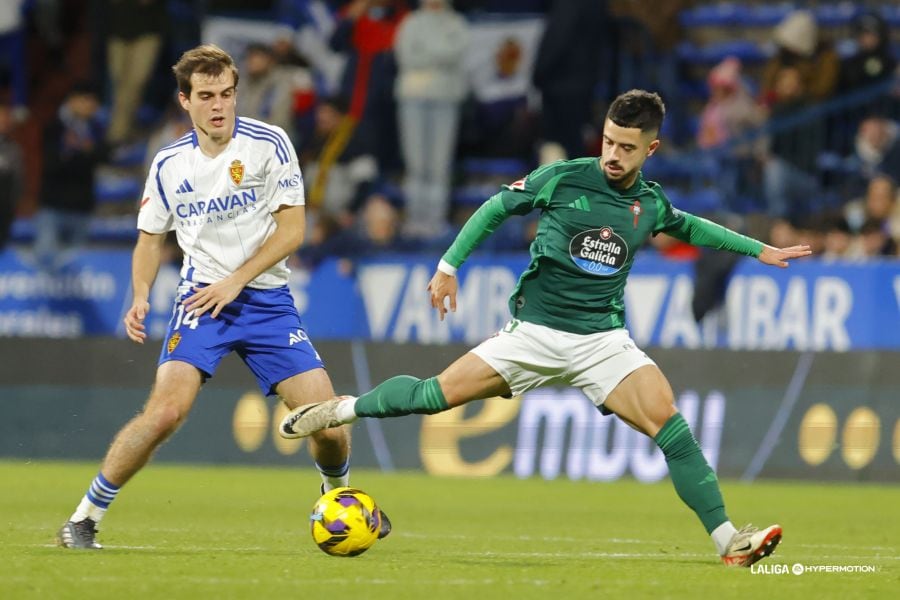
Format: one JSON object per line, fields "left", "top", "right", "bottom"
{"left": 354, "top": 383, "right": 728, "bottom": 533}
{"left": 354, "top": 376, "right": 449, "bottom": 418}
{"left": 655, "top": 413, "right": 729, "bottom": 534}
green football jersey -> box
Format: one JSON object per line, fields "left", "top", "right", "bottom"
{"left": 442, "top": 158, "right": 763, "bottom": 335}
{"left": 489, "top": 157, "right": 683, "bottom": 333}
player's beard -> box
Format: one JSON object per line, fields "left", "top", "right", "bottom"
{"left": 603, "top": 162, "right": 637, "bottom": 188}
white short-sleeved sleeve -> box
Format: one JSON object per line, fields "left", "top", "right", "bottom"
{"left": 137, "top": 155, "right": 175, "bottom": 233}
{"left": 263, "top": 135, "right": 305, "bottom": 212}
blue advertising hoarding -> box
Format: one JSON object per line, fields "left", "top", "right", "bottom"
{"left": 299, "top": 254, "right": 900, "bottom": 351}
{"left": 0, "top": 247, "right": 898, "bottom": 350}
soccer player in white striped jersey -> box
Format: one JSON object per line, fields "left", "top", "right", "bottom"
{"left": 57, "top": 44, "right": 389, "bottom": 549}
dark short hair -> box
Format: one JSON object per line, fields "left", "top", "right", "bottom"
{"left": 606, "top": 89, "right": 666, "bottom": 134}
{"left": 172, "top": 44, "right": 240, "bottom": 96}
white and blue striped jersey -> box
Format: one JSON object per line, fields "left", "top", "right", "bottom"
{"left": 137, "top": 116, "right": 305, "bottom": 289}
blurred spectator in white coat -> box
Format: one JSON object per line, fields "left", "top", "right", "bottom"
{"left": 394, "top": 0, "right": 468, "bottom": 238}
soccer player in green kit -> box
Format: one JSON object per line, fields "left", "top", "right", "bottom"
{"left": 281, "top": 90, "right": 811, "bottom": 567}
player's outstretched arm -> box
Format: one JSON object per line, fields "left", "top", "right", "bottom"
{"left": 757, "top": 244, "right": 812, "bottom": 268}
{"left": 665, "top": 212, "right": 813, "bottom": 266}
{"left": 124, "top": 231, "right": 166, "bottom": 344}
{"left": 427, "top": 195, "right": 515, "bottom": 320}
{"left": 427, "top": 270, "right": 458, "bottom": 321}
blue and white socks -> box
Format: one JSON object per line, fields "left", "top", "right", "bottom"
{"left": 316, "top": 458, "right": 350, "bottom": 492}
{"left": 68, "top": 460, "right": 352, "bottom": 524}
{"left": 70, "top": 472, "right": 120, "bottom": 523}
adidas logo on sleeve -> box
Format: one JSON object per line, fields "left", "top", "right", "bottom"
{"left": 175, "top": 179, "right": 194, "bottom": 194}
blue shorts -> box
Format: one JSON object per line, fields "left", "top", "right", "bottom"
{"left": 159, "top": 282, "right": 324, "bottom": 395}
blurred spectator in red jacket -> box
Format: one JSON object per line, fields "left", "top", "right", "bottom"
{"left": 329, "top": 0, "right": 407, "bottom": 172}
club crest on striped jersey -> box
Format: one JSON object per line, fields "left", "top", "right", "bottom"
{"left": 569, "top": 226, "right": 629, "bottom": 276}
{"left": 167, "top": 331, "right": 181, "bottom": 354}
{"left": 229, "top": 159, "right": 245, "bottom": 186}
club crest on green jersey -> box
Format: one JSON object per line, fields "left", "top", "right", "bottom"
{"left": 569, "top": 226, "right": 629, "bottom": 276}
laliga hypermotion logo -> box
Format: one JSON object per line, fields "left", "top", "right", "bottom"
{"left": 569, "top": 226, "right": 629, "bottom": 276}
{"left": 230, "top": 159, "right": 245, "bottom": 186}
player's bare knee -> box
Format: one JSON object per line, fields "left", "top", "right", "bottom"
{"left": 437, "top": 363, "right": 508, "bottom": 408}
{"left": 650, "top": 401, "right": 678, "bottom": 430}
{"left": 279, "top": 395, "right": 300, "bottom": 410}
{"left": 629, "top": 392, "right": 677, "bottom": 436}
{"left": 437, "top": 384, "right": 463, "bottom": 408}
{"left": 310, "top": 423, "right": 348, "bottom": 447}
{"left": 142, "top": 404, "right": 186, "bottom": 439}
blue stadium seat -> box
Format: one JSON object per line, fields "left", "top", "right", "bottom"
{"left": 679, "top": 4, "right": 740, "bottom": 27}
{"left": 835, "top": 38, "right": 858, "bottom": 59}
{"left": 452, "top": 184, "right": 498, "bottom": 207}
{"left": 675, "top": 42, "right": 705, "bottom": 64}
{"left": 813, "top": 4, "right": 859, "bottom": 27}
{"left": 89, "top": 216, "right": 139, "bottom": 242}
{"left": 642, "top": 153, "right": 718, "bottom": 183}
{"left": 680, "top": 3, "right": 795, "bottom": 28}
{"left": 883, "top": 5, "right": 900, "bottom": 27}
{"left": 94, "top": 173, "right": 142, "bottom": 205}
{"left": 678, "top": 80, "right": 710, "bottom": 102}
{"left": 679, "top": 3, "right": 880, "bottom": 29}
{"left": 10, "top": 215, "right": 137, "bottom": 244}
{"left": 661, "top": 186, "right": 685, "bottom": 206}
{"left": 738, "top": 4, "right": 793, "bottom": 27}
{"left": 94, "top": 106, "right": 110, "bottom": 128}
{"left": 641, "top": 155, "right": 685, "bottom": 181}
{"left": 686, "top": 187, "right": 725, "bottom": 214}
{"left": 676, "top": 41, "right": 770, "bottom": 65}
{"left": 461, "top": 158, "right": 530, "bottom": 178}
{"left": 661, "top": 186, "right": 723, "bottom": 215}
{"left": 135, "top": 105, "right": 163, "bottom": 129}
{"left": 9, "top": 217, "right": 33, "bottom": 243}
{"left": 108, "top": 141, "right": 148, "bottom": 168}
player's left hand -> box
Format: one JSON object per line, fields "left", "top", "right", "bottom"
{"left": 758, "top": 244, "right": 812, "bottom": 268}
{"left": 184, "top": 277, "right": 244, "bottom": 319}
{"left": 428, "top": 270, "right": 458, "bottom": 321}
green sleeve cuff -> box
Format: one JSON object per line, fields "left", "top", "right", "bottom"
{"left": 441, "top": 194, "right": 511, "bottom": 268}
{"left": 667, "top": 213, "right": 764, "bottom": 257}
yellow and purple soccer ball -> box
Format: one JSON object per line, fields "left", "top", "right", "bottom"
{"left": 310, "top": 487, "right": 382, "bottom": 556}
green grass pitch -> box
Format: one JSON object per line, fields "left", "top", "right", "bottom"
{"left": 0, "top": 460, "right": 896, "bottom": 599}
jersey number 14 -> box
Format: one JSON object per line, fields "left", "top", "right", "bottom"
{"left": 171, "top": 303, "right": 200, "bottom": 330}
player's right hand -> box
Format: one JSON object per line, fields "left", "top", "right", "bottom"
{"left": 123, "top": 299, "right": 150, "bottom": 344}
{"left": 427, "top": 270, "right": 458, "bottom": 321}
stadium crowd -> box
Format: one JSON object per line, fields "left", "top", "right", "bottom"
{"left": 0, "top": 0, "right": 899, "bottom": 270}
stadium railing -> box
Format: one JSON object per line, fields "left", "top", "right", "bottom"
{"left": 662, "top": 76, "right": 900, "bottom": 215}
